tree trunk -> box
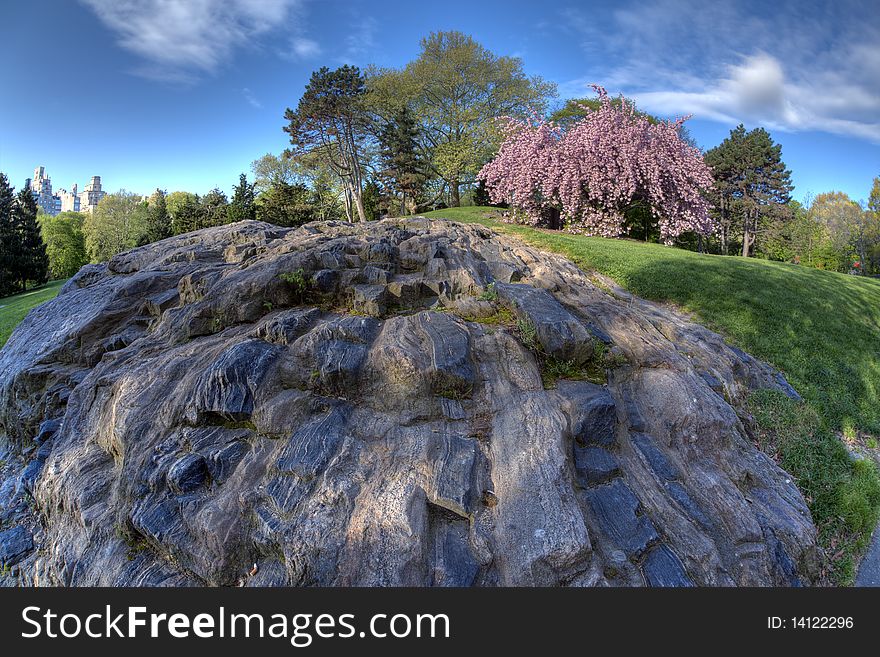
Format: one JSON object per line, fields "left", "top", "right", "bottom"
{"left": 353, "top": 186, "right": 367, "bottom": 222}
{"left": 450, "top": 180, "right": 460, "bottom": 207}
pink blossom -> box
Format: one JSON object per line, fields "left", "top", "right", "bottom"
{"left": 479, "top": 86, "right": 715, "bottom": 242}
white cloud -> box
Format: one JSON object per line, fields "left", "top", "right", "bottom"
{"left": 287, "top": 36, "right": 321, "bottom": 59}
{"left": 242, "top": 87, "right": 262, "bottom": 109}
{"left": 560, "top": 0, "right": 880, "bottom": 143}
{"left": 80, "top": 0, "right": 303, "bottom": 81}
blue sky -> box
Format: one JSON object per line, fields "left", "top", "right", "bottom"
{"left": 1, "top": 0, "right": 877, "bottom": 203}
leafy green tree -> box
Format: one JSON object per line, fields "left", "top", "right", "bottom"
{"left": 809, "top": 191, "right": 875, "bottom": 273}
{"left": 705, "top": 125, "right": 793, "bottom": 257}
{"left": 227, "top": 173, "right": 257, "bottom": 223}
{"left": 200, "top": 188, "right": 229, "bottom": 227}
{"left": 284, "top": 65, "right": 371, "bottom": 222}
{"left": 39, "top": 211, "right": 88, "bottom": 279}
{"left": 368, "top": 31, "right": 556, "bottom": 207}
{"left": 378, "top": 106, "right": 426, "bottom": 215}
{"left": 251, "top": 152, "right": 299, "bottom": 193}
{"left": 256, "top": 182, "right": 316, "bottom": 227}
{"left": 13, "top": 187, "right": 49, "bottom": 289}
{"left": 143, "top": 189, "right": 172, "bottom": 244}
{"left": 83, "top": 191, "right": 149, "bottom": 262}
{"left": 0, "top": 173, "right": 20, "bottom": 296}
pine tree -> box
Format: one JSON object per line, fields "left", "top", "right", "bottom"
{"left": 378, "top": 107, "right": 426, "bottom": 216}
{"left": 201, "top": 188, "right": 229, "bottom": 228}
{"left": 144, "top": 190, "right": 172, "bottom": 243}
{"left": 227, "top": 173, "right": 257, "bottom": 223}
{"left": 173, "top": 194, "right": 204, "bottom": 234}
{"left": 0, "top": 173, "right": 19, "bottom": 296}
{"left": 705, "top": 125, "right": 793, "bottom": 257}
{"left": 13, "top": 187, "right": 49, "bottom": 290}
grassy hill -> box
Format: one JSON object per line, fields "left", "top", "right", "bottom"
{"left": 0, "top": 279, "right": 65, "bottom": 348}
{"left": 420, "top": 206, "right": 880, "bottom": 583}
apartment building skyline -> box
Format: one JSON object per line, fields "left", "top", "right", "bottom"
{"left": 26, "top": 166, "right": 106, "bottom": 216}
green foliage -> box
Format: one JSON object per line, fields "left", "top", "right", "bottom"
{"left": 705, "top": 124, "right": 793, "bottom": 257}
{"left": 256, "top": 182, "right": 316, "bottom": 227}
{"left": 39, "top": 211, "right": 88, "bottom": 278}
{"left": 368, "top": 31, "right": 557, "bottom": 207}
{"left": 361, "top": 180, "right": 381, "bottom": 221}
{"left": 284, "top": 65, "right": 370, "bottom": 222}
{"left": 748, "top": 390, "right": 880, "bottom": 584}
{"left": 227, "top": 173, "right": 257, "bottom": 224}
{"left": 143, "top": 190, "right": 172, "bottom": 244}
{"left": 0, "top": 279, "right": 64, "bottom": 348}
{"left": 2, "top": 184, "right": 50, "bottom": 292}
{"left": 550, "top": 95, "right": 660, "bottom": 129}
{"left": 0, "top": 173, "right": 18, "bottom": 296}
{"left": 168, "top": 192, "right": 202, "bottom": 235}
{"left": 377, "top": 106, "right": 427, "bottom": 215}
{"left": 279, "top": 268, "right": 309, "bottom": 303}
{"left": 479, "top": 283, "right": 498, "bottom": 301}
{"left": 515, "top": 317, "right": 538, "bottom": 351}
{"left": 83, "top": 191, "right": 149, "bottom": 262}
{"left": 200, "top": 188, "right": 229, "bottom": 227}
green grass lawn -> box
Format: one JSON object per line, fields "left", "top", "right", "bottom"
{"left": 419, "top": 206, "right": 880, "bottom": 583}
{"left": 0, "top": 280, "right": 65, "bottom": 348}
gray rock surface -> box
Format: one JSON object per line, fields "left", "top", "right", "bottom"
{"left": 0, "top": 218, "right": 819, "bottom": 586}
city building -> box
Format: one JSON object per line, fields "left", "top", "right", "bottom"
{"left": 25, "top": 166, "right": 106, "bottom": 216}
{"left": 57, "top": 184, "right": 81, "bottom": 212}
{"left": 30, "top": 166, "right": 60, "bottom": 215}
{"left": 78, "top": 176, "right": 106, "bottom": 214}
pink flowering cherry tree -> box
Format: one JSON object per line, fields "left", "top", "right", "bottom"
{"left": 478, "top": 85, "right": 715, "bottom": 243}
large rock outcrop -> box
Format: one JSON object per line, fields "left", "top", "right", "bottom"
{"left": 0, "top": 218, "right": 819, "bottom": 586}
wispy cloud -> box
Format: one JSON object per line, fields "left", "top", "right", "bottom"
{"left": 286, "top": 36, "right": 321, "bottom": 60}
{"left": 341, "top": 15, "right": 378, "bottom": 64}
{"left": 560, "top": 0, "right": 880, "bottom": 143}
{"left": 79, "top": 0, "right": 304, "bottom": 82}
{"left": 242, "top": 87, "right": 262, "bottom": 109}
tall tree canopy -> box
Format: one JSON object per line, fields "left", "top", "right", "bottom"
{"left": 704, "top": 125, "right": 793, "bottom": 257}
{"left": 479, "top": 86, "right": 714, "bottom": 242}
{"left": 378, "top": 106, "right": 426, "bottom": 215}
{"left": 284, "top": 65, "right": 371, "bottom": 222}
{"left": 368, "top": 31, "right": 557, "bottom": 207}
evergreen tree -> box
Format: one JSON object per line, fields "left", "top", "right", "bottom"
{"left": 0, "top": 173, "right": 20, "bottom": 296}
{"left": 200, "top": 188, "right": 229, "bottom": 228}
{"left": 256, "top": 182, "right": 315, "bottom": 227}
{"left": 378, "top": 107, "right": 426, "bottom": 215}
{"left": 361, "top": 180, "right": 382, "bottom": 221}
{"left": 227, "top": 173, "right": 257, "bottom": 223}
{"left": 705, "top": 125, "right": 793, "bottom": 257}
{"left": 144, "top": 190, "right": 172, "bottom": 243}
{"left": 172, "top": 194, "right": 204, "bottom": 235}
{"left": 13, "top": 187, "right": 49, "bottom": 290}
